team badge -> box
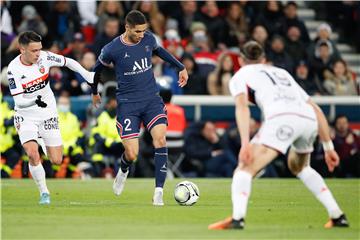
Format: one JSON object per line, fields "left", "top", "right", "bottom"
{"left": 145, "top": 45, "right": 150, "bottom": 52}
{"left": 276, "top": 125, "right": 294, "bottom": 141}
{"left": 39, "top": 66, "right": 45, "bottom": 74}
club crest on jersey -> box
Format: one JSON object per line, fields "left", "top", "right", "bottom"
{"left": 145, "top": 45, "right": 150, "bottom": 52}
{"left": 39, "top": 67, "right": 45, "bottom": 74}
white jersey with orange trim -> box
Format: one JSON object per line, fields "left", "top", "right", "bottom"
{"left": 7, "top": 50, "right": 66, "bottom": 119}
{"left": 229, "top": 63, "right": 316, "bottom": 121}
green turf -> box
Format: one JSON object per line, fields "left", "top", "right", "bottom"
{"left": 1, "top": 178, "right": 359, "bottom": 240}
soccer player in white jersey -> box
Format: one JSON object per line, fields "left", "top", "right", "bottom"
{"left": 208, "top": 41, "right": 349, "bottom": 230}
{"left": 7, "top": 31, "right": 101, "bottom": 205}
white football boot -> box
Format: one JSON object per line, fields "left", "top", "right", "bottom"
{"left": 152, "top": 187, "right": 164, "bottom": 206}
{"left": 113, "top": 169, "right": 129, "bottom": 196}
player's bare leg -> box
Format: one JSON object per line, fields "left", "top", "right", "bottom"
{"left": 113, "top": 138, "right": 138, "bottom": 196}
{"left": 24, "top": 141, "right": 51, "bottom": 205}
{"left": 150, "top": 124, "right": 167, "bottom": 206}
{"left": 288, "top": 150, "right": 349, "bottom": 228}
{"left": 209, "top": 144, "right": 278, "bottom": 230}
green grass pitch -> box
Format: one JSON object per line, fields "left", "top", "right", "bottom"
{"left": 1, "top": 178, "right": 359, "bottom": 240}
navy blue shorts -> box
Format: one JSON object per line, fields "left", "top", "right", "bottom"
{"left": 116, "top": 95, "right": 167, "bottom": 139}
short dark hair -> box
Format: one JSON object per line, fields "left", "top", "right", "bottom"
{"left": 125, "top": 10, "right": 147, "bottom": 27}
{"left": 241, "top": 40, "right": 264, "bottom": 61}
{"left": 18, "top": 31, "right": 42, "bottom": 46}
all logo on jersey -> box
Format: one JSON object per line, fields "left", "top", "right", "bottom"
{"left": 124, "top": 58, "right": 151, "bottom": 76}
{"left": 132, "top": 58, "right": 149, "bottom": 71}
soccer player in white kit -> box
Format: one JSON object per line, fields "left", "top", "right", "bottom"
{"left": 208, "top": 41, "right": 349, "bottom": 229}
{"left": 7, "top": 31, "right": 101, "bottom": 205}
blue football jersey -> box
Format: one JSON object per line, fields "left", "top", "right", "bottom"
{"left": 98, "top": 31, "right": 160, "bottom": 102}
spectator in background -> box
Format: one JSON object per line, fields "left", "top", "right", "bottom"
{"left": 75, "top": 51, "right": 97, "bottom": 95}
{"left": 181, "top": 52, "right": 208, "bottom": 95}
{"left": 294, "top": 61, "right": 322, "bottom": 96}
{"left": 207, "top": 53, "right": 234, "bottom": 95}
{"left": 309, "top": 40, "right": 337, "bottom": 85}
{"left": 2, "top": 36, "right": 20, "bottom": 70}
{"left": 96, "top": 0, "right": 124, "bottom": 35}
{"left": 251, "top": 24, "right": 270, "bottom": 53}
{"left": 279, "top": 1, "right": 310, "bottom": 44}
{"left": 76, "top": 0, "right": 98, "bottom": 44}
{"left": 89, "top": 96, "right": 124, "bottom": 178}
{"left": 223, "top": 2, "right": 248, "bottom": 49}
{"left": 159, "top": 88, "right": 186, "bottom": 136}
{"left": 323, "top": 59, "right": 358, "bottom": 96}
{"left": 310, "top": 23, "right": 340, "bottom": 60}
{"left": 285, "top": 26, "right": 308, "bottom": 64}
{"left": 133, "top": 1, "right": 165, "bottom": 37}
{"left": 62, "top": 32, "right": 89, "bottom": 62}
{"left": 186, "top": 22, "right": 218, "bottom": 80}
{"left": 255, "top": 1, "right": 283, "bottom": 37}
{"left": 46, "top": 1, "right": 81, "bottom": 48}
{"left": 173, "top": 1, "right": 201, "bottom": 39}
{"left": 57, "top": 93, "right": 90, "bottom": 178}
{"left": 91, "top": 17, "right": 120, "bottom": 57}
{"left": 0, "top": 93, "right": 21, "bottom": 178}
{"left": 333, "top": 115, "right": 360, "bottom": 177}
{"left": 184, "top": 121, "right": 237, "bottom": 177}
{"left": 267, "top": 35, "right": 294, "bottom": 74}
{"left": 1, "top": 1, "right": 16, "bottom": 66}
{"left": 198, "top": 0, "right": 226, "bottom": 49}
{"left": 17, "top": 5, "right": 48, "bottom": 37}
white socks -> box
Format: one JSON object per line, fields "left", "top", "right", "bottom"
{"left": 297, "top": 166, "right": 342, "bottom": 219}
{"left": 232, "top": 170, "right": 252, "bottom": 220}
{"left": 29, "top": 163, "right": 49, "bottom": 195}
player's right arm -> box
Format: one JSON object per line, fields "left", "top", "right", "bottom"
{"left": 307, "top": 99, "right": 339, "bottom": 172}
{"left": 7, "top": 65, "right": 38, "bottom": 108}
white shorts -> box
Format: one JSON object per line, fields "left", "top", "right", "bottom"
{"left": 251, "top": 114, "right": 318, "bottom": 154}
{"left": 14, "top": 114, "right": 62, "bottom": 147}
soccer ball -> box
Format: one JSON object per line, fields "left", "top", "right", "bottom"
{"left": 174, "top": 181, "right": 200, "bottom": 206}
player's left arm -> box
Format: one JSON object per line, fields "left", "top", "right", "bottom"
{"left": 45, "top": 51, "right": 94, "bottom": 84}
{"left": 235, "top": 93, "right": 252, "bottom": 165}
{"left": 153, "top": 46, "right": 188, "bottom": 87}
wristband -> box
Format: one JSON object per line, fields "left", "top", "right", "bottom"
{"left": 322, "top": 141, "right": 334, "bottom": 151}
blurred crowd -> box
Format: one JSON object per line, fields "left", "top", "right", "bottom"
{"left": 1, "top": 1, "right": 359, "bottom": 97}
{"left": 1, "top": 1, "right": 359, "bottom": 179}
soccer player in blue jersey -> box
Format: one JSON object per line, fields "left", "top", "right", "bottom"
{"left": 92, "top": 10, "right": 188, "bottom": 206}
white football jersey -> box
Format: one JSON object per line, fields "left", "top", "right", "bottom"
{"left": 229, "top": 64, "right": 316, "bottom": 120}
{"left": 7, "top": 51, "right": 66, "bottom": 119}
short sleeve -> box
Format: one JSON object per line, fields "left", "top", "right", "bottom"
{"left": 229, "top": 70, "right": 247, "bottom": 97}
{"left": 7, "top": 66, "right": 23, "bottom": 96}
{"left": 45, "top": 51, "right": 66, "bottom": 67}
{"left": 98, "top": 44, "right": 113, "bottom": 66}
